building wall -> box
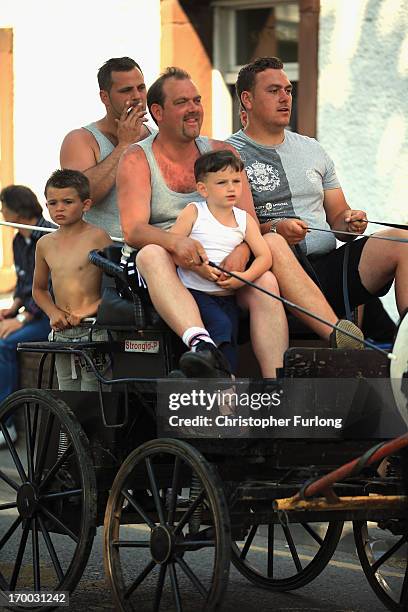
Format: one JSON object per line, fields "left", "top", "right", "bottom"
{"left": 0, "top": 0, "right": 161, "bottom": 201}
{"left": 318, "top": 0, "right": 408, "bottom": 318}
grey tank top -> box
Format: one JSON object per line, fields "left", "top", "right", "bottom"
{"left": 82, "top": 122, "right": 156, "bottom": 238}
{"left": 136, "top": 133, "right": 212, "bottom": 230}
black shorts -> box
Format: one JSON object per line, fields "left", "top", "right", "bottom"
{"left": 307, "top": 238, "right": 393, "bottom": 317}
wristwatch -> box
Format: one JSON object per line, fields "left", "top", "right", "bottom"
{"left": 269, "top": 218, "right": 286, "bottom": 233}
{"left": 16, "top": 313, "right": 27, "bottom": 325}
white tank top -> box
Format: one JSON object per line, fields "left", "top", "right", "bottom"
{"left": 177, "top": 201, "right": 247, "bottom": 293}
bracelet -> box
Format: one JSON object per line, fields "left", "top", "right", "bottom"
{"left": 269, "top": 218, "right": 287, "bottom": 233}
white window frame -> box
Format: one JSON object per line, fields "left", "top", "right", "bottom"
{"left": 213, "top": 0, "right": 299, "bottom": 84}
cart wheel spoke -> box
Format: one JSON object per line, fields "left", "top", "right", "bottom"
{"left": 267, "top": 523, "right": 274, "bottom": 578}
{"left": 39, "top": 443, "right": 74, "bottom": 491}
{"left": 240, "top": 524, "right": 258, "bottom": 560}
{"left": 0, "top": 422, "right": 27, "bottom": 483}
{"left": 371, "top": 534, "right": 408, "bottom": 574}
{"left": 38, "top": 503, "right": 79, "bottom": 543}
{"left": 301, "top": 522, "right": 323, "bottom": 546}
{"left": 112, "top": 540, "right": 150, "bottom": 548}
{"left": 124, "top": 559, "right": 156, "bottom": 599}
{"left": 153, "top": 563, "right": 167, "bottom": 612}
{"left": 169, "top": 562, "right": 182, "bottom": 612}
{"left": 168, "top": 456, "right": 181, "bottom": 526}
{"left": 0, "top": 515, "right": 22, "bottom": 550}
{"left": 34, "top": 411, "right": 55, "bottom": 483}
{"left": 40, "top": 488, "right": 82, "bottom": 502}
{"left": 399, "top": 567, "right": 408, "bottom": 607}
{"left": 10, "top": 519, "right": 31, "bottom": 590}
{"left": 32, "top": 516, "right": 41, "bottom": 591}
{"left": 38, "top": 514, "right": 64, "bottom": 583}
{"left": 122, "top": 489, "right": 156, "bottom": 529}
{"left": 0, "top": 469, "right": 19, "bottom": 492}
{"left": 283, "top": 524, "right": 303, "bottom": 572}
{"left": 146, "top": 457, "right": 166, "bottom": 525}
{"left": 0, "top": 501, "right": 18, "bottom": 511}
{"left": 175, "top": 554, "right": 208, "bottom": 598}
{"left": 24, "top": 403, "right": 34, "bottom": 482}
{"left": 174, "top": 489, "right": 205, "bottom": 535}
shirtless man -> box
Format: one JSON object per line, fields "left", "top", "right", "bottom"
{"left": 33, "top": 169, "right": 112, "bottom": 390}
{"left": 60, "top": 57, "right": 155, "bottom": 238}
{"left": 117, "top": 67, "right": 288, "bottom": 378}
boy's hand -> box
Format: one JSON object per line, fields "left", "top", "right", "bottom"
{"left": 50, "top": 309, "right": 70, "bottom": 331}
{"left": 66, "top": 312, "right": 83, "bottom": 327}
{"left": 216, "top": 273, "right": 244, "bottom": 291}
{"left": 344, "top": 210, "right": 368, "bottom": 234}
{"left": 194, "top": 263, "right": 222, "bottom": 282}
{"left": 0, "top": 317, "right": 23, "bottom": 338}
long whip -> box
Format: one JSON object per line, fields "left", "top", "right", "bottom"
{"left": 208, "top": 261, "right": 396, "bottom": 361}
{"left": 0, "top": 219, "right": 123, "bottom": 243}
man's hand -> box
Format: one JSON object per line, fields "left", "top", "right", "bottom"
{"left": 193, "top": 263, "right": 222, "bottom": 282}
{"left": 116, "top": 101, "right": 148, "bottom": 146}
{"left": 276, "top": 219, "right": 308, "bottom": 244}
{"left": 344, "top": 210, "right": 368, "bottom": 234}
{"left": 0, "top": 317, "right": 23, "bottom": 338}
{"left": 216, "top": 274, "right": 244, "bottom": 291}
{"left": 171, "top": 237, "right": 208, "bottom": 268}
{"left": 50, "top": 309, "right": 70, "bottom": 332}
{"left": 0, "top": 307, "right": 16, "bottom": 322}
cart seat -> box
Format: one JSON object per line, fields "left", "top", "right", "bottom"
{"left": 89, "top": 246, "right": 167, "bottom": 331}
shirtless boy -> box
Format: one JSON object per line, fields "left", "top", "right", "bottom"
{"left": 170, "top": 149, "right": 271, "bottom": 375}
{"left": 33, "top": 169, "right": 112, "bottom": 390}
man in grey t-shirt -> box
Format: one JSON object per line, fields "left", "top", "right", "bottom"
{"left": 227, "top": 57, "right": 407, "bottom": 320}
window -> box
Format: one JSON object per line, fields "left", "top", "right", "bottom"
{"left": 213, "top": 0, "right": 319, "bottom": 137}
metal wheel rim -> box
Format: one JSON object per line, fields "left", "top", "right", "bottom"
{"left": 0, "top": 389, "right": 97, "bottom": 610}
{"left": 353, "top": 520, "right": 408, "bottom": 611}
{"left": 104, "top": 438, "right": 231, "bottom": 611}
{"left": 231, "top": 518, "right": 343, "bottom": 591}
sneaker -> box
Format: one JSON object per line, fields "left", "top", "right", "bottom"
{"left": 179, "top": 341, "right": 232, "bottom": 378}
{"left": 0, "top": 423, "right": 17, "bottom": 449}
{"left": 329, "top": 319, "right": 365, "bottom": 350}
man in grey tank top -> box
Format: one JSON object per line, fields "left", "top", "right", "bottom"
{"left": 60, "top": 57, "right": 155, "bottom": 238}
{"left": 117, "top": 67, "right": 289, "bottom": 378}
{"left": 227, "top": 57, "right": 407, "bottom": 326}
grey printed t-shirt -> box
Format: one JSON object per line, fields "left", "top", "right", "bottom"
{"left": 227, "top": 129, "right": 340, "bottom": 256}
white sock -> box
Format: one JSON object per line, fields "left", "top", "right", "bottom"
{"left": 182, "top": 327, "right": 216, "bottom": 350}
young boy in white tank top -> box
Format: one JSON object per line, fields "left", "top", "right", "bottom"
{"left": 169, "top": 150, "right": 271, "bottom": 373}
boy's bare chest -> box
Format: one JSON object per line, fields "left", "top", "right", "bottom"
{"left": 47, "top": 242, "right": 91, "bottom": 274}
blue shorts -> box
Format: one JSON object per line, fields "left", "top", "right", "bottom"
{"left": 189, "top": 289, "right": 239, "bottom": 373}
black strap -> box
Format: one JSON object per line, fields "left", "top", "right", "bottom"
{"left": 342, "top": 242, "right": 354, "bottom": 322}
{"left": 294, "top": 245, "right": 325, "bottom": 293}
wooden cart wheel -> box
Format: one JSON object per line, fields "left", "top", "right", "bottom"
{"left": 0, "top": 389, "right": 97, "bottom": 610}
{"left": 231, "top": 517, "right": 343, "bottom": 590}
{"left": 353, "top": 520, "right": 408, "bottom": 610}
{"left": 104, "top": 438, "right": 231, "bottom": 611}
